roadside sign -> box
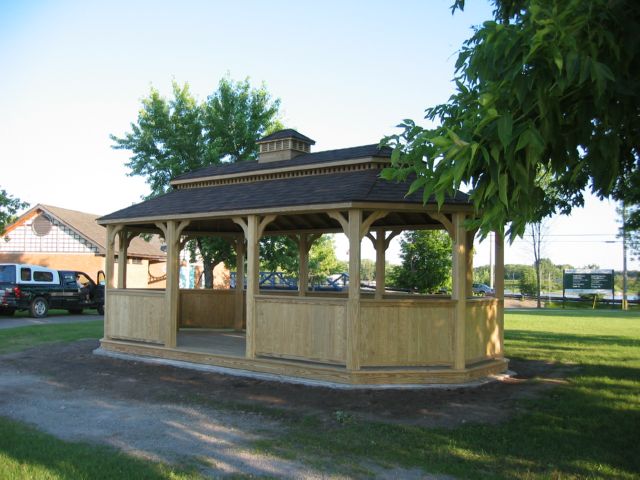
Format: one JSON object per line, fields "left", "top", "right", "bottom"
{"left": 563, "top": 269, "right": 614, "bottom": 296}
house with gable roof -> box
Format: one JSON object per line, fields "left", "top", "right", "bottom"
{"left": 0, "top": 204, "right": 166, "bottom": 288}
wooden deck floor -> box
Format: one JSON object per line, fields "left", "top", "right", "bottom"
{"left": 177, "top": 329, "right": 245, "bottom": 357}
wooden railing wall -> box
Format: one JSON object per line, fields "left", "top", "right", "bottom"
{"left": 255, "top": 295, "right": 347, "bottom": 364}
{"left": 465, "top": 298, "right": 501, "bottom": 363}
{"left": 359, "top": 298, "right": 455, "bottom": 367}
{"left": 105, "top": 289, "right": 164, "bottom": 344}
{"left": 179, "top": 289, "right": 243, "bottom": 329}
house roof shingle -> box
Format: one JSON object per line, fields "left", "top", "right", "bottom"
{"left": 35, "top": 205, "right": 164, "bottom": 258}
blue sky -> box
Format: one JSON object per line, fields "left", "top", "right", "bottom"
{"left": 0, "top": 0, "right": 634, "bottom": 270}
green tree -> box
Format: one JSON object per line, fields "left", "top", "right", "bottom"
{"left": 309, "top": 235, "right": 343, "bottom": 280}
{"left": 111, "top": 77, "right": 281, "bottom": 287}
{"left": 388, "top": 230, "right": 452, "bottom": 293}
{"left": 260, "top": 235, "right": 343, "bottom": 282}
{"left": 519, "top": 266, "right": 537, "bottom": 296}
{"left": 383, "top": 0, "right": 640, "bottom": 240}
{"left": 260, "top": 236, "right": 298, "bottom": 275}
{"left": 0, "top": 188, "right": 28, "bottom": 234}
{"left": 360, "top": 259, "right": 376, "bottom": 282}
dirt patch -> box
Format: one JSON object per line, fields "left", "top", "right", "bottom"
{"left": 0, "top": 340, "right": 571, "bottom": 478}
{"left": 505, "top": 297, "right": 544, "bottom": 309}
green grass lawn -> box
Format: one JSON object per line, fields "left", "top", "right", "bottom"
{"left": 0, "top": 417, "right": 204, "bottom": 480}
{"left": 254, "top": 309, "right": 640, "bottom": 479}
{"left": 0, "top": 321, "right": 104, "bottom": 355}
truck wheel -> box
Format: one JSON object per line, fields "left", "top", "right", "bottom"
{"left": 68, "top": 308, "right": 83, "bottom": 315}
{"left": 30, "top": 297, "right": 49, "bottom": 318}
{"left": 97, "top": 304, "right": 104, "bottom": 315}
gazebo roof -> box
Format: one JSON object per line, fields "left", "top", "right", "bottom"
{"left": 172, "top": 143, "right": 390, "bottom": 182}
{"left": 98, "top": 136, "right": 472, "bottom": 233}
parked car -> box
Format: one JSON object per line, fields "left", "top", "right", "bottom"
{"left": 0, "top": 264, "right": 104, "bottom": 317}
{"left": 472, "top": 283, "right": 494, "bottom": 296}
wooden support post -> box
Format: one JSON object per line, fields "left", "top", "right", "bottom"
{"left": 116, "top": 231, "right": 135, "bottom": 289}
{"left": 452, "top": 213, "right": 467, "bottom": 370}
{"left": 234, "top": 237, "right": 245, "bottom": 331}
{"left": 298, "top": 234, "right": 309, "bottom": 297}
{"left": 245, "top": 215, "right": 259, "bottom": 359}
{"left": 159, "top": 220, "right": 190, "bottom": 348}
{"left": 105, "top": 225, "right": 123, "bottom": 290}
{"left": 374, "top": 229, "right": 386, "bottom": 300}
{"left": 366, "top": 229, "right": 401, "bottom": 300}
{"left": 494, "top": 231, "right": 505, "bottom": 356}
{"left": 465, "top": 230, "right": 476, "bottom": 297}
{"left": 347, "top": 209, "right": 362, "bottom": 371}
{"left": 104, "top": 224, "right": 122, "bottom": 338}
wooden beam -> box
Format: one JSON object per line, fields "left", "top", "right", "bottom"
{"left": 258, "top": 214, "right": 277, "bottom": 237}
{"left": 327, "top": 211, "right": 348, "bottom": 233}
{"left": 231, "top": 217, "right": 248, "bottom": 237}
{"left": 360, "top": 211, "right": 388, "bottom": 238}
{"left": 428, "top": 213, "right": 455, "bottom": 241}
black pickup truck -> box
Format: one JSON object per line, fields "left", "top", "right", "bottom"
{"left": 0, "top": 264, "right": 104, "bottom": 318}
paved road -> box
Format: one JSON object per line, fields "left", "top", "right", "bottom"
{"left": 0, "top": 313, "right": 102, "bottom": 330}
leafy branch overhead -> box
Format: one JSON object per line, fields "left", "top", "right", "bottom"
{"left": 0, "top": 188, "right": 29, "bottom": 234}
{"left": 382, "top": 0, "right": 639, "bottom": 240}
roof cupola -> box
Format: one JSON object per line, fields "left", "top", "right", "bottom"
{"left": 257, "top": 129, "right": 315, "bottom": 163}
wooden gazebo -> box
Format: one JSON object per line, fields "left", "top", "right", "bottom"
{"left": 97, "top": 129, "right": 507, "bottom": 385}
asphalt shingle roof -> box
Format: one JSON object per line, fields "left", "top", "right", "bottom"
{"left": 173, "top": 144, "right": 391, "bottom": 181}
{"left": 99, "top": 170, "right": 469, "bottom": 222}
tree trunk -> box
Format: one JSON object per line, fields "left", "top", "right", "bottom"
{"left": 196, "top": 238, "right": 216, "bottom": 289}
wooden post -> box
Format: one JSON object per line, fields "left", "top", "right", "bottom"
{"left": 158, "top": 220, "right": 189, "bottom": 348}
{"left": 465, "top": 230, "right": 475, "bottom": 297}
{"left": 452, "top": 213, "right": 467, "bottom": 370}
{"left": 366, "top": 229, "right": 400, "bottom": 300}
{"left": 104, "top": 224, "right": 121, "bottom": 338}
{"left": 298, "top": 234, "right": 309, "bottom": 297}
{"left": 105, "top": 225, "right": 120, "bottom": 291}
{"left": 245, "top": 215, "right": 259, "bottom": 359}
{"left": 117, "top": 231, "right": 135, "bottom": 289}
{"left": 234, "top": 237, "right": 245, "bottom": 331}
{"left": 494, "top": 231, "right": 505, "bottom": 356}
{"left": 374, "top": 229, "right": 386, "bottom": 300}
{"left": 347, "top": 209, "right": 362, "bottom": 371}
